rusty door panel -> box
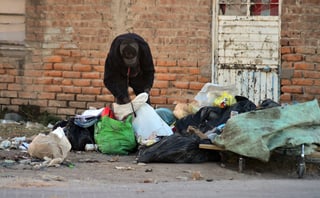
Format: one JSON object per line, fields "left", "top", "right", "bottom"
{"left": 215, "top": 15, "right": 280, "bottom": 104}
{"left": 217, "top": 68, "right": 279, "bottom": 105}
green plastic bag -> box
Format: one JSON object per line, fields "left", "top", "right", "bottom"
{"left": 94, "top": 115, "right": 137, "bottom": 155}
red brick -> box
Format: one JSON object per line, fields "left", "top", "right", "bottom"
{"left": 281, "top": 86, "right": 303, "bottom": 94}
{"left": 38, "top": 92, "right": 56, "bottom": 100}
{"left": 294, "top": 62, "right": 315, "bottom": 70}
{"left": 92, "top": 80, "right": 104, "bottom": 87}
{"left": 11, "top": 98, "right": 29, "bottom": 105}
{"left": 82, "top": 72, "right": 100, "bottom": 79}
{"left": 44, "top": 70, "right": 62, "bottom": 77}
{"left": 279, "top": 93, "right": 292, "bottom": 102}
{"left": 0, "top": 98, "right": 10, "bottom": 105}
{"left": 43, "top": 63, "right": 53, "bottom": 70}
{"left": 281, "top": 47, "right": 292, "bottom": 54}
{"left": 281, "top": 79, "right": 292, "bottom": 85}
{"left": 305, "top": 87, "right": 320, "bottom": 95}
{"left": 54, "top": 63, "right": 73, "bottom": 71}
{"left": 173, "top": 81, "right": 189, "bottom": 89}
{"left": 63, "top": 86, "right": 82, "bottom": 94}
{"left": 81, "top": 87, "right": 101, "bottom": 95}
{"left": 294, "top": 47, "right": 316, "bottom": 54}
{"left": 73, "top": 79, "right": 91, "bottom": 87}
{"left": 61, "top": 79, "right": 73, "bottom": 85}
{"left": 48, "top": 100, "right": 67, "bottom": 107}
{"left": 56, "top": 93, "right": 75, "bottom": 101}
{"left": 63, "top": 71, "right": 81, "bottom": 78}
{"left": 36, "top": 78, "right": 53, "bottom": 85}
{"left": 93, "top": 65, "right": 104, "bottom": 72}
{"left": 29, "top": 99, "right": 48, "bottom": 107}
{"left": 18, "top": 92, "right": 37, "bottom": 99}
{"left": 292, "top": 94, "right": 315, "bottom": 102}
{"left": 156, "top": 60, "right": 177, "bottom": 67}
{"left": 8, "top": 84, "right": 23, "bottom": 91}
{"left": 80, "top": 58, "right": 99, "bottom": 65}
{"left": 282, "top": 54, "right": 303, "bottom": 62}
{"left": 46, "top": 85, "right": 62, "bottom": 92}
{"left": 87, "top": 102, "right": 106, "bottom": 109}
{"left": 24, "top": 70, "right": 43, "bottom": 77}
{"left": 73, "top": 64, "right": 92, "bottom": 72}
{"left": 76, "top": 94, "right": 96, "bottom": 101}
{"left": 189, "top": 68, "right": 200, "bottom": 75}
{"left": 292, "top": 79, "right": 314, "bottom": 86}
{"left": 69, "top": 101, "right": 86, "bottom": 108}
{"left": 55, "top": 49, "right": 71, "bottom": 56}
{"left": 43, "top": 56, "right": 63, "bottom": 63}
{"left": 57, "top": 108, "right": 76, "bottom": 116}
{"left": 1, "top": 91, "right": 17, "bottom": 97}
{"left": 189, "top": 82, "right": 205, "bottom": 90}
{"left": 304, "top": 71, "right": 320, "bottom": 78}
{"left": 153, "top": 81, "right": 169, "bottom": 88}
{"left": 156, "top": 73, "right": 176, "bottom": 81}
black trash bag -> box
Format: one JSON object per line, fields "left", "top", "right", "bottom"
{"left": 137, "top": 133, "right": 221, "bottom": 163}
{"left": 175, "top": 106, "right": 227, "bottom": 134}
{"left": 258, "top": 98, "right": 280, "bottom": 109}
{"left": 62, "top": 118, "right": 95, "bottom": 151}
{"left": 175, "top": 96, "right": 256, "bottom": 134}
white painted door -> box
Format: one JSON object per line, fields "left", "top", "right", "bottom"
{"left": 212, "top": 0, "right": 281, "bottom": 105}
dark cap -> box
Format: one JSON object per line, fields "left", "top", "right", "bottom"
{"left": 120, "top": 39, "right": 139, "bottom": 68}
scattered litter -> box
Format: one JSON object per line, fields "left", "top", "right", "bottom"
{"left": 41, "top": 174, "right": 66, "bottom": 182}
{"left": 115, "top": 166, "right": 135, "bottom": 170}
{"left": 78, "top": 158, "right": 99, "bottom": 163}
{"left": 142, "top": 178, "right": 156, "bottom": 183}
{"left": 176, "top": 176, "right": 188, "bottom": 181}
{"left": 191, "top": 171, "right": 203, "bottom": 180}
{"left": 137, "top": 162, "right": 146, "bottom": 166}
{"left": 28, "top": 127, "right": 71, "bottom": 167}
{"left": 108, "top": 156, "right": 120, "bottom": 162}
{"left": 0, "top": 140, "right": 11, "bottom": 149}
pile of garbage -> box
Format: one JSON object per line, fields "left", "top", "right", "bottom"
{"left": 1, "top": 83, "right": 320, "bottom": 168}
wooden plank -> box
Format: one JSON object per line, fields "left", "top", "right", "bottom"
{"left": 0, "top": 24, "right": 24, "bottom": 32}
{"left": 218, "top": 42, "right": 278, "bottom": 50}
{"left": 218, "top": 49, "right": 278, "bottom": 59}
{"left": 219, "top": 26, "right": 278, "bottom": 34}
{"left": 220, "top": 20, "right": 279, "bottom": 27}
{"left": 199, "top": 144, "right": 225, "bottom": 151}
{"left": 0, "top": 15, "right": 25, "bottom": 24}
{"left": 218, "top": 34, "right": 278, "bottom": 42}
{"left": 0, "top": 0, "right": 25, "bottom": 14}
{"left": 218, "top": 15, "right": 279, "bottom": 21}
{"left": 218, "top": 56, "right": 278, "bottom": 65}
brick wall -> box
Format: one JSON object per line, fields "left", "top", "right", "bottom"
{"left": 0, "top": 0, "right": 212, "bottom": 118}
{"left": 3, "top": 0, "right": 318, "bottom": 119}
{"left": 280, "top": 0, "right": 320, "bottom": 103}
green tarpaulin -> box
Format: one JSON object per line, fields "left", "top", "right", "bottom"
{"left": 213, "top": 99, "right": 320, "bottom": 162}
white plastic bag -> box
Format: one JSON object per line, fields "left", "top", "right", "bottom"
{"left": 132, "top": 103, "right": 173, "bottom": 146}
{"left": 28, "top": 127, "right": 71, "bottom": 166}
{"left": 113, "top": 92, "right": 149, "bottom": 120}
{"left": 194, "top": 83, "right": 238, "bottom": 107}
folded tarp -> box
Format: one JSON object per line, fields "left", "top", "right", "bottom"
{"left": 213, "top": 99, "right": 320, "bottom": 162}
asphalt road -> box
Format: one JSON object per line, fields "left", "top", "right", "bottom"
{"left": 1, "top": 179, "right": 320, "bottom": 198}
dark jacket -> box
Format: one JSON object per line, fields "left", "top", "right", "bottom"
{"left": 104, "top": 33, "right": 155, "bottom": 101}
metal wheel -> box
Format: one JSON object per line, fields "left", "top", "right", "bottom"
{"left": 297, "top": 144, "right": 305, "bottom": 179}
{"left": 297, "top": 162, "right": 305, "bottom": 178}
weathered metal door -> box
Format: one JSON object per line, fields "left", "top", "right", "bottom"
{"left": 212, "top": 0, "right": 281, "bottom": 105}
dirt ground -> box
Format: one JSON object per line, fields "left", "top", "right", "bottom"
{"left": 0, "top": 122, "right": 320, "bottom": 189}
